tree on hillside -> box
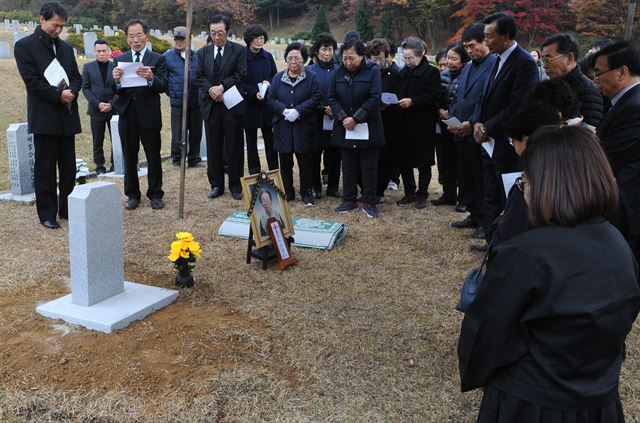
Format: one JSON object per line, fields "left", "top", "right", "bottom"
{"left": 378, "top": 12, "right": 393, "bottom": 39}
{"left": 256, "top": 0, "right": 309, "bottom": 29}
{"left": 570, "top": 0, "right": 637, "bottom": 39}
{"left": 311, "top": 4, "right": 331, "bottom": 41}
{"left": 355, "top": 0, "right": 374, "bottom": 42}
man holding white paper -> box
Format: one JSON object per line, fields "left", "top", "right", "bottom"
{"left": 111, "top": 18, "right": 168, "bottom": 211}
{"left": 14, "top": 2, "right": 82, "bottom": 229}
{"left": 196, "top": 14, "right": 247, "bottom": 201}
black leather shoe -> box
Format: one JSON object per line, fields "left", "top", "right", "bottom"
{"left": 455, "top": 203, "right": 467, "bottom": 213}
{"left": 188, "top": 160, "right": 204, "bottom": 168}
{"left": 326, "top": 188, "right": 343, "bottom": 198}
{"left": 207, "top": 187, "right": 223, "bottom": 199}
{"left": 150, "top": 198, "right": 165, "bottom": 210}
{"left": 431, "top": 196, "right": 456, "bottom": 206}
{"left": 396, "top": 195, "right": 416, "bottom": 206}
{"left": 41, "top": 219, "right": 60, "bottom": 229}
{"left": 95, "top": 166, "right": 107, "bottom": 175}
{"left": 471, "top": 226, "right": 486, "bottom": 240}
{"left": 125, "top": 197, "right": 140, "bottom": 210}
{"left": 231, "top": 191, "right": 243, "bottom": 201}
{"left": 470, "top": 243, "right": 489, "bottom": 252}
{"left": 450, "top": 216, "right": 477, "bottom": 229}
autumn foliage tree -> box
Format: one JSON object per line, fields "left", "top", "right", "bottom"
{"left": 570, "top": 0, "right": 637, "bottom": 39}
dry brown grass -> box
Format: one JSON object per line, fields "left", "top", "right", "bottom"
{"left": 0, "top": 35, "right": 639, "bottom": 422}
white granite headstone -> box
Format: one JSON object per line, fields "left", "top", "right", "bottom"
{"left": 83, "top": 32, "right": 97, "bottom": 58}
{"left": 0, "top": 42, "right": 9, "bottom": 59}
{"left": 6, "top": 123, "right": 34, "bottom": 196}
{"left": 146, "top": 41, "right": 152, "bottom": 51}
{"left": 13, "top": 32, "right": 27, "bottom": 46}
{"left": 11, "top": 20, "right": 19, "bottom": 31}
{"left": 200, "top": 121, "right": 207, "bottom": 160}
{"left": 74, "top": 23, "right": 82, "bottom": 33}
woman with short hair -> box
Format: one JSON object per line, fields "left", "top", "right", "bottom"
{"left": 267, "top": 42, "right": 322, "bottom": 206}
{"left": 458, "top": 126, "right": 640, "bottom": 422}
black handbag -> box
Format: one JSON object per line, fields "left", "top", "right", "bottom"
{"left": 456, "top": 244, "right": 491, "bottom": 312}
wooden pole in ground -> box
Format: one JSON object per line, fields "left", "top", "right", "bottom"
{"left": 178, "top": 0, "right": 193, "bottom": 219}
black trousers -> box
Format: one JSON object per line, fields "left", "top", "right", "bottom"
{"left": 376, "top": 143, "right": 394, "bottom": 197}
{"left": 119, "top": 103, "right": 164, "bottom": 200}
{"left": 482, "top": 151, "right": 521, "bottom": 230}
{"left": 33, "top": 134, "right": 76, "bottom": 222}
{"left": 279, "top": 151, "right": 314, "bottom": 199}
{"left": 458, "top": 141, "right": 484, "bottom": 226}
{"left": 435, "top": 127, "right": 458, "bottom": 200}
{"left": 313, "top": 130, "right": 341, "bottom": 192}
{"left": 245, "top": 126, "right": 278, "bottom": 174}
{"left": 170, "top": 106, "right": 202, "bottom": 164}
{"left": 89, "top": 114, "right": 113, "bottom": 169}
{"left": 400, "top": 164, "right": 432, "bottom": 199}
{"left": 341, "top": 147, "right": 379, "bottom": 204}
{"left": 205, "top": 104, "right": 244, "bottom": 194}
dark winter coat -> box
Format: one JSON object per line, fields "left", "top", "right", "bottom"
{"left": 242, "top": 47, "right": 277, "bottom": 128}
{"left": 395, "top": 58, "right": 441, "bottom": 167}
{"left": 307, "top": 59, "right": 340, "bottom": 108}
{"left": 164, "top": 48, "right": 200, "bottom": 109}
{"left": 14, "top": 25, "right": 82, "bottom": 135}
{"left": 267, "top": 70, "right": 322, "bottom": 154}
{"left": 328, "top": 61, "right": 384, "bottom": 149}
{"left": 562, "top": 65, "right": 604, "bottom": 127}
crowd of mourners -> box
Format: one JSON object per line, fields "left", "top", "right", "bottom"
{"left": 13, "top": 2, "right": 640, "bottom": 420}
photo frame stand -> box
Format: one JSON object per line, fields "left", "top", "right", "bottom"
{"left": 246, "top": 226, "right": 295, "bottom": 270}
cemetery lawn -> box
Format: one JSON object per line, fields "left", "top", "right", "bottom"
{"left": 1, "top": 54, "right": 640, "bottom": 422}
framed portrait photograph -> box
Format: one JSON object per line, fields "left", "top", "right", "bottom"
{"left": 241, "top": 170, "right": 294, "bottom": 248}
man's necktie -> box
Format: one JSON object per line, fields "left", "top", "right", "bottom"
{"left": 135, "top": 51, "right": 141, "bottom": 62}
{"left": 214, "top": 48, "right": 222, "bottom": 72}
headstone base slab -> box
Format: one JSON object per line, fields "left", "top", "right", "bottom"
{"left": 36, "top": 281, "right": 178, "bottom": 333}
{"left": 98, "top": 168, "right": 148, "bottom": 178}
{"left": 0, "top": 192, "right": 35, "bottom": 204}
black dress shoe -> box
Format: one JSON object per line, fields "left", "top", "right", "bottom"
{"left": 431, "top": 196, "right": 456, "bottom": 206}
{"left": 455, "top": 203, "right": 467, "bottom": 213}
{"left": 231, "top": 191, "right": 243, "bottom": 201}
{"left": 95, "top": 166, "right": 107, "bottom": 175}
{"left": 313, "top": 189, "right": 322, "bottom": 199}
{"left": 470, "top": 243, "right": 489, "bottom": 252}
{"left": 188, "top": 161, "right": 204, "bottom": 168}
{"left": 41, "top": 219, "right": 60, "bottom": 229}
{"left": 326, "top": 188, "right": 343, "bottom": 198}
{"left": 125, "top": 198, "right": 140, "bottom": 210}
{"left": 471, "top": 226, "right": 486, "bottom": 240}
{"left": 207, "top": 187, "right": 223, "bottom": 199}
{"left": 150, "top": 198, "right": 165, "bottom": 210}
{"left": 450, "top": 216, "right": 477, "bottom": 229}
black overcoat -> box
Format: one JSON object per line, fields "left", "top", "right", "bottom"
{"left": 242, "top": 47, "right": 277, "bottom": 128}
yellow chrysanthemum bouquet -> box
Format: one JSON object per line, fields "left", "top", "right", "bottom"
{"left": 168, "top": 232, "right": 201, "bottom": 288}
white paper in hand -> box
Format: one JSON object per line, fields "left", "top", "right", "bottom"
{"left": 381, "top": 92, "right": 399, "bottom": 104}
{"left": 119, "top": 62, "right": 147, "bottom": 88}
{"left": 323, "top": 115, "right": 334, "bottom": 131}
{"left": 442, "top": 117, "right": 463, "bottom": 129}
{"left": 482, "top": 137, "right": 495, "bottom": 158}
{"left": 345, "top": 123, "right": 369, "bottom": 140}
{"left": 258, "top": 82, "right": 268, "bottom": 98}
{"left": 501, "top": 172, "right": 522, "bottom": 198}
{"left": 44, "top": 58, "right": 69, "bottom": 87}
{"left": 223, "top": 85, "right": 244, "bottom": 109}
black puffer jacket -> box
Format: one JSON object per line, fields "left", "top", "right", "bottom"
{"left": 440, "top": 68, "right": 461, "bottom": 109}
{"left": 563, "top": 66, "right": 603, "bottom": 127}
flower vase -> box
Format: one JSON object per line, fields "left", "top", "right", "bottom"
{"left": 175, "top": 268, "right": 194, "bottom": 288}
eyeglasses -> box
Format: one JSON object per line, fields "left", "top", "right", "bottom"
{"left": 515, "top": 175, "right": 526, "bottom": 192}
{"left": 127, "top": 33, "right": 146, "bottom": 40}
{"left": 210, "top": 30, "right": 227, "bottom": 37}
{"left": 593, "top": 67, "right": 620, "bottom": 80}
{"left": 541, "top": 53, "right": 564, "bottom": 65}
{"left": 285, "top": 56, "right": 303, "bottom": 62}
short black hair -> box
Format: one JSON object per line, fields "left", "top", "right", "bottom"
{"left": 386, "top": 38, "right": 396, "bottom": 55}
{"left": 209, "top": 14, "right": 230, "bottom": 32}
{"left": 461, "top": 23, "right": 485, "bottom": 43}
{"left": 483, "top": 12, "right": 517, "bottom": 39}
{"left": 435, "top": 48, "right": 447, "bottom": 63}
{"left": 541, "top": 33, "right": 579, "bottom": 60}
{"left": 344, "top": 30, "right": 360, "bottom": 43}
{"left": 312, "top": 32, "right": 337, "bottom": 55}
{"left": 40, "top": 2, "right": 68, "bottom": 21}
{"left": 593, "top": 40, "right": 640, "bottom": 77}
{"left": 367, "top": 38, "right": 390, "bottom": 58}
{"left": 285, "top": 42, "right": 309, "bottom": 62}
{"left": 341, "top": 39, "right": 367, "bottom": 57}
{"left": 447, "top": 42, "right": 470, "bottom": 64}
{"left": 125, "top": 19, "right": 148, "bottom": 35}
{"left": 526, "top": 78, "right": 580, "bottom": 120}
{"left": 94, "top": 39, "right": 109, "bottom": 47}
{"left": 507, "top": 101, "right": 562, "bottom": 141}
{"left": 244, "top": 24, "right": 267, "bottom": 45}
{"left": 205, "top": 34, "right": 213, "bottom": 45}
{"left": 259, "top": 189, "right": 272, "bottom": 203}
{"left": 589, "top": 39, "right": 614, "bottom": 53}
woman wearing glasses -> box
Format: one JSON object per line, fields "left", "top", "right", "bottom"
{"left": 459, "top": 125, "right": 640, "bottom": 422}
{"left": 267, "top": 42, "right": 321, "bottom": 205}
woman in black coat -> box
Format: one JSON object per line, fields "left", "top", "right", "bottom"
{"left": 267, "top": 42, "right": 322, "bottom": 205}
{"left": 458, "top": 126, "right": 640, "bottom": 422}
{"left": 395, "top": 36, "right": 441, "bottom": 210}
{"left": 328, "top": 39, "right": 384, "bottom": 218}
{"left": 242, "top": 25, "right": 278, "bottom": 174}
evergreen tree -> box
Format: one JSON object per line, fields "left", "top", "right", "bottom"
{"left": 378, "top": 12, "right": 393, "bottom": 40}
{"left": 355, "top": 0, "right": 374, "bottom": 42}
{"left": 311, "top": 4, "right": 331, "bottom": 41}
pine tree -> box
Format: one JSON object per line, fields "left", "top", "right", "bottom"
{"left": 355, "top": 0, "right": 374, "bottom": 43}
{"left": 378, "top": 13, "right": 393, "bottom": 40}
{"left": 311, "top": 4, "right": 331, "bottom": 41}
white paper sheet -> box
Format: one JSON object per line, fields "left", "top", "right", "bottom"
{"left": 345, "top": 123, "right": 369, "bottom": 140}
{"left": 323, "top": 115, "right": 334, "bottom": 131}
{"left": 442, "top": 117, "right": 463, "bottom": 129}
{"left": 44, "top": 58, "right": 69, "bottom": 87}
{"left": 482, "top": 137, "right": 495, "bottom": 158}
{"left": 381, "top": 92, "right": 399, "bottom": 104}
{"left": 118, "top": 62, "right": 147, "bottom": 88}
{"left": 258, "top": 82, "right": 268, "bottom": 97}
{"left": 223, "top": 85, "right": 244, "bottom": 109}
{"left": 502, "top": 172, "right": 522, "bottom": 198}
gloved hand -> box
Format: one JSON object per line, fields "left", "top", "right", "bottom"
{"left": 282, "top": 108, "right": 292, "bottom": 119}
{"left": 285, "top": 108, "right": 300, "bottom": 122}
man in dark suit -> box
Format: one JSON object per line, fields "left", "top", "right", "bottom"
{"left": 472, "top": 12, "right": 538, "bottom": 248}
{"left": 196, "top": 14, "right": 247, "bottom": 201}
{"left": 14, "top": 2, "right": 82, "bottom": 229}
{"left": 82, "top": 39, "right": 116, "bottom": 174}
{"left": 449, "top": 23, "right": 496, "bottom": 239}
{"left": 594, "top": 41, "right": 640, "bottom": 264}
{"left": 541, "top": 33, "right": 603, "bottom": 127}
{"left": 111, "top": 19, "right": 168, "bottom": 210}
